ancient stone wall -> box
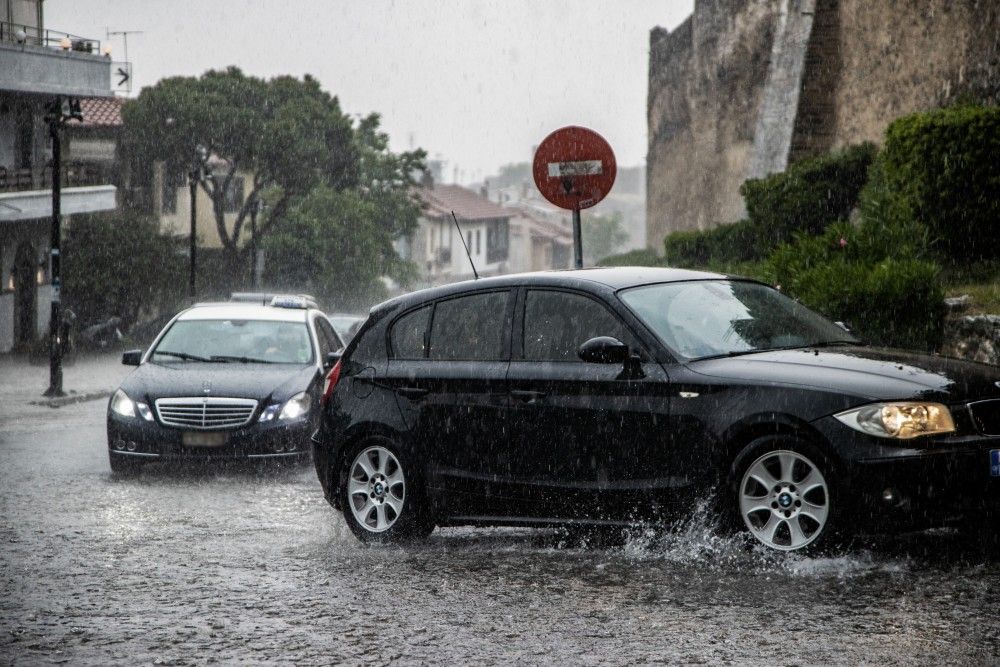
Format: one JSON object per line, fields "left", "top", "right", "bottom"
{"left": 647, "top": 0, "right": 1000, "bottom": 251}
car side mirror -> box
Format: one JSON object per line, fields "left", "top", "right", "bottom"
{"left": 325, "top": 351, "right": 342, "bottom": 369}
{"left": 121, "top": 349, "right": 143, "bottom": 366}
{"left": 578, "top": 336, "right": 630, "bottom": 364}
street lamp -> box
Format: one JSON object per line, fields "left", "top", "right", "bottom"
{"left": 43, "top": 96, "right": 82, "bottom": 398}
{"left": 188, "top": 144, "right": 207, "bottom": 299}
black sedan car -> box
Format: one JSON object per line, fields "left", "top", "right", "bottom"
{"left": 312, "top": 268, "right": 1000, "bottom": 552}
{"left": 108, "top": 297, "right": 344, "bottom": 473}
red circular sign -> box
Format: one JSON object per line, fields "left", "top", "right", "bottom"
{"left": 532, "top": 126, "right": 617, "bottom": 210}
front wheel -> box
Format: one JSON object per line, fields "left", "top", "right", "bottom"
{"left": 341, "top": 440, "right": 433, "bottom": 543}
{"left": 733, "top": 438, "right": 839, "bottom": 552}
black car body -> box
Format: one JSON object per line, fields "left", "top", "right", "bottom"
{"left": 108, "top": 299, "right": 344, "bottom": 471}
{"left": 313, "top": 268, "right": 1000, "bottom": 551}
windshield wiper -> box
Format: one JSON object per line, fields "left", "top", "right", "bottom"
{"left": 209, "top": 355, "right": 278, "bottom": 364}
{"left": 154, "top": 350, "right": 212, "bottom": 362}
{"left": 807, "top": 340, "right": 862, "bottom": 348}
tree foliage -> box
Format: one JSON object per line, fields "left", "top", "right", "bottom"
{"left": 582, "top": 211, "right": 628, "bottom": 265}
{"left": 121, "top": 67, "right": 357, "bottom": 259}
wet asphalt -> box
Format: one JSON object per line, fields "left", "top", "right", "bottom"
{"left": 2, "top": 393, "right": 1000, "bottom": 665}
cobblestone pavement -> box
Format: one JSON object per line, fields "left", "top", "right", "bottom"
{"left": 1, "top": 371, "right": 999, "bottom": 665}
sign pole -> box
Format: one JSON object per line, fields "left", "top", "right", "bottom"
{"left": 572, "top": 207, "right": 583, "bottom": 269}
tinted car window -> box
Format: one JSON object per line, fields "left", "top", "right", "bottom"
{"left": 428, "top": 291, "right": 509, "bottom": 361}
{"left": 316, "top": 317, "right": 342, "bottom": 352}
{"left": 524, "top": 290, "right": 636, "bottom": 361}
{"left": 390, "top": 305, "right": 431, "bottom": 358}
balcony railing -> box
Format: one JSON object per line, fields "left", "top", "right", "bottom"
{"left": 0, "top": 163, "right": 107, "bottom": 193}
{"left": 0, "top": 20, "right": 102, "bottom": 55}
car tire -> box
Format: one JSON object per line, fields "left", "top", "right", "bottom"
{"left": 340, "top": 438, "right": 433, "bottom": 543}
{"left": 730, "top": 435, "right": 843, "bottom": 553}
{"left": 109, "top": 452, "right": 143, "bottom": 477}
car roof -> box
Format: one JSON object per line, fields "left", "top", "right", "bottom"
{"left": 177, "top": 303, "right": 311, "bottom": 323}
{"left": 376, "top": 266, "right": 733, "bottom": 311}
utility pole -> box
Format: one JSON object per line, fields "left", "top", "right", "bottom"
{"left": 43, "top": 97, "right": 81, "bottom": 398}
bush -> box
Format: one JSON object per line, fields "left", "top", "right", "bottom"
{"left": 598, "top": 248, "right": 663, "bottom": 267}
{"left": 740, "top": 143, "right": 877, "bottom": 247}
{"left": 767, "top": 222, "right": 945, "bottom": 350}
{"left": 663, "top": 218, "right": 761, "bottom": 266}
{"left": 878, "top": 105, "right": 1000, "bottom": 261}
{"left": 63, "top": 211, "right": 186, "bottom": 330}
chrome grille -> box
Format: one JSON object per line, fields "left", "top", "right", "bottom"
{"left": 968, "top": 399, "right": 1000, "bottom": 436}
{"left": 155, "top": 397, "right": 258, "bottom": 430}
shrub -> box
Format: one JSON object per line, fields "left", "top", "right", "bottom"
{"left": 598, "top": 247, "right": 663, "bottom": 267}
{"left": 662, "top": 218, "right": 761, "bottom": 266}
{"left": 878, "top": 105, "right": 1000, "bottom": 261}
{"left": 767, "top": 222, "right": 945, "bottom": 350}
{"left": 63, "top": 211, "right": 186, "bottom": 330}
{"left": 740, "top": 142, "right": 877, "bottom": 247}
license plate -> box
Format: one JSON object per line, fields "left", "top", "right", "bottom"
{"left": 991, "top": 450, "right": 1000, "bottom": 477}
{"left": 182, "top": 431, "right": 228, "bottom": 447}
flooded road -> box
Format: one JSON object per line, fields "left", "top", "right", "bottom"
{"left": 2, "top": 397, "right": 999, "bottom": 665}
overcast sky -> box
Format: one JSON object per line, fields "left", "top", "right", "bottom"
{"left": 48, "top": 1, "right": 692, "bottom": 183}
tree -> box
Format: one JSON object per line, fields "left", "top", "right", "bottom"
{"left": 583, "top": 211, "right": 629, "bottom": 264}
{"left": 121, "top": 67, "right": 357, "bottom": 268}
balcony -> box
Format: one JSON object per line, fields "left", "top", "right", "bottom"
{"left": 0, "top": 21, "right": 112, "bottom": 98}
{"left": 0, "top": 162, "right": 116, "bottom": 222}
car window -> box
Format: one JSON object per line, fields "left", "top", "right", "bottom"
{"left": 523, "top": 290, "right": 637, "bottom": 362}
{"left": 315, "top": 316, "right": 343, "bottom": 354}
{"left": 390, "top": 305, "right": 431, "bottom": 358}
{"left": 428, "top": 291, "right": 509, "bottom": 361}
{"left": 152, "top": 319, "right": 314, "bottom": 364}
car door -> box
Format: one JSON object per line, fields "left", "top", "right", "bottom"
{"left": 504, "top": 288, "right": 673, "bottom": 520}
{"left": 383, "top": 290, "right": 514, "bottom": 509}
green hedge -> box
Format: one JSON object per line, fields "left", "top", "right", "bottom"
{"left": 662, "top": 218, "right": 760, "bottom": 266}
{"left": 598, "top": 248, "right": 663, "bottom": 267}
{"left": 878, "top": 105, "right": 1000, "bottom": 261}
{"left": 768, "top": 222, "right": 945, "bottom": 350}
{"left": 740, "top": 142, "right": 877, "bottom": 247}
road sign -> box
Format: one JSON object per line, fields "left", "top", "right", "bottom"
{"left": 532, "top": 126, "right": 616, "bottom": 211}
{"left": 111, "top": 61, "right": 132, "bottom": 94}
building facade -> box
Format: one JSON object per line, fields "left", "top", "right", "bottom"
{"left": 0, "top": 0, "right": 115, "bottom": 352}
{"left": 646, "top": 0, "right": 1000, "bottom": 250}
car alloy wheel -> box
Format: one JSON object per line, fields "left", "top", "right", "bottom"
{"left": 738, "top": 449, "right": 830, "bottom": 551}
{"left": 347, "top": 445, "right": 406, "bottom": 533}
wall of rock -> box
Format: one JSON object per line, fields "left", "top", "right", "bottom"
{"left": 941, "top": 315, "right": 1000, "bottom": 367}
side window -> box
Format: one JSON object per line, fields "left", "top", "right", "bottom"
{"left": 390, "top": 305, "right": 431, "bottom": 358}
{"left": 523, "top": 290, "right": 637, "bottom": 361}
{"left": 428, "top": 291, "right": 509, "bottom": 361}
{"left": 316, "top": 317, "right": 342, "bottom": 354}
{"left": 313, "top": 317, "right": 333, "bottom": 360}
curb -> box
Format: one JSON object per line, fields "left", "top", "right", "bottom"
{"left": 29, "top": 391, "right": 112, "bottom": 409}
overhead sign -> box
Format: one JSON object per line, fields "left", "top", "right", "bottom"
{"left": 111, "top": 61, "right": 132, "bottom": 94}
{"left": 532, "top": 126, "right": 616, "bottom": 210}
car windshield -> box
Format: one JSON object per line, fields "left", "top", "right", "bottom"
{"left": 619, "top": 280, "right": 858, "bottom": 361}
{"left": 151, "top": 319, "right": 314, "bottom": 365}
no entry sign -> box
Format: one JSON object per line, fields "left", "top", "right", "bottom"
{"left": 532, "top": 126, "right": 617, "bottom": 210}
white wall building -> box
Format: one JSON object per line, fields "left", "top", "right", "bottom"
{"left": 0, "top": 0, "right": 115, "bottom": 351}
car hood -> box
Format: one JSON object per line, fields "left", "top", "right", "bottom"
{"left": 688, "top": 346, "right": 1000, "bottom": 403}
{"left": 119, "top": 362, "right": 317, "bottom": 404}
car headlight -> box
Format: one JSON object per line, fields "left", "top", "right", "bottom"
{"left": 278, "top": 392, "right": 310, "bottom": 420}
{"left": 110, "top": 389, "right": 154, "bottom": 421}
{"left": 834, "top": 402, "right": 955, "bottom": 439}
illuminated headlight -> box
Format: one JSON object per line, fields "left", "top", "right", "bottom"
{"left": 111, "top": 389, "right": 155, "bottom": 421}
{"left": 278, "top": 392, "right": 310, "bottom": 421}
{"left": 834, "top": 402, "right": 955, "bottom": 439}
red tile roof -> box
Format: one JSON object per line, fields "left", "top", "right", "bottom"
{"left": 417, "top": 184, "right": 511, "bottom": 221}
{"left": 77, "top": 97, "right": 124, "bottom": 128}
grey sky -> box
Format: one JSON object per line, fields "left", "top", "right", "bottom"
{"left": 47, "top": 1, "right": 692, "bottom": 183}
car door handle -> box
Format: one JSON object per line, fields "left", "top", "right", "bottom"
{"left": 396, "top": 386, "right": 429, "bottom": 400}
{"left": 510, "top": 390, "right": 546, "bottom": 403}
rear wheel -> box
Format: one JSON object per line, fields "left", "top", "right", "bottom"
{"left": 733, "top": 437, "right": 840, "bottom": 552}
{"left": 341, "top": 440, "right": 433, "bottom": 543}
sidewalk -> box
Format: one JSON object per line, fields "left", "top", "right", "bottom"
{"left": 0, "top": 351, "right": 130, "bottom": 413}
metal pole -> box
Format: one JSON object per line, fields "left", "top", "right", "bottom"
{"left": 572, "top": 206, "right": 583, "bottom": 269}
{"left": 44, "top": 108, "right": 63, "bottom": 397}
{"left": 188, "top": 170, "right": 197, "bottom": 299}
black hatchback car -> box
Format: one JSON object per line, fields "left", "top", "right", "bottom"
{"left": 312, "top": 268, "right": 1000, "bottom": 552}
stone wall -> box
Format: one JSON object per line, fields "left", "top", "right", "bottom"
{"left": 647, "top": 0, "right": 1000, "bottom": 250}
{"left": 942, "top": 315, "right": 1000, "bottom": 367}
